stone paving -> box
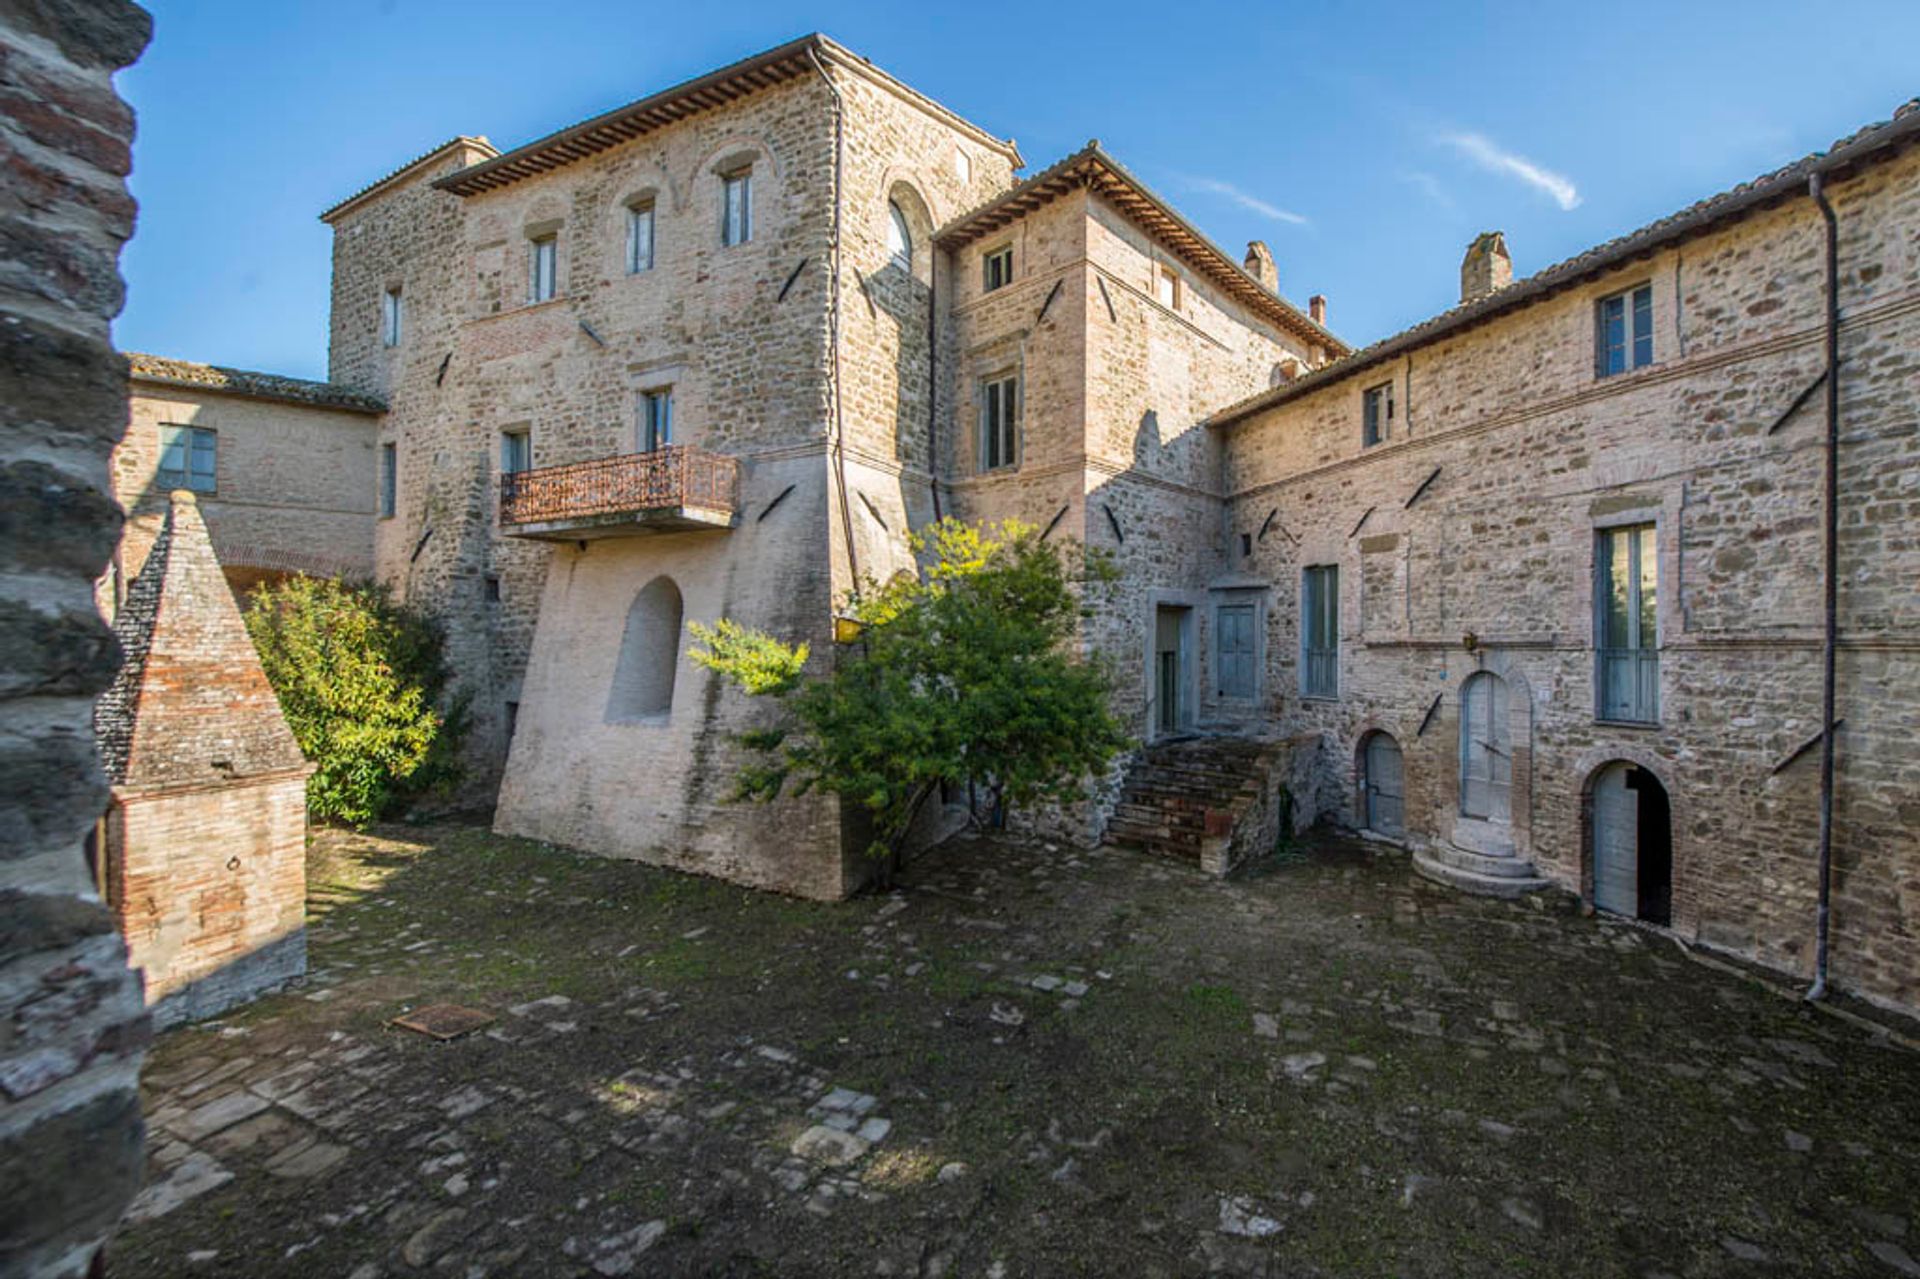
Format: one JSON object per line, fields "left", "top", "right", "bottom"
{"left": 109, "top": 824, "right": 1920, "bottom": 1277}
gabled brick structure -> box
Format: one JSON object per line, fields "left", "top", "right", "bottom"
{"left": 94, "top": 491, "right": 313, "bottom": 1026}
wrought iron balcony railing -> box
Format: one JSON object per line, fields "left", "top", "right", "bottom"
{"left": 498, "top": 445, "right": 739, "bottom": 536}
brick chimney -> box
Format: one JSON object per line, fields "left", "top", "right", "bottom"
{"left": 1309, "top": 294, "right": 1328, "bottom": 327}
{"left": 1460, "top": 231, "right": 1513, "bottom": 304}
{"left": 1243, "top": 240, "right": 1278, "bottom": 292}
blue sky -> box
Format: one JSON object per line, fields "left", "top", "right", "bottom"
{"left": 118, "top": 1, "right": 1918, "bottom": 381}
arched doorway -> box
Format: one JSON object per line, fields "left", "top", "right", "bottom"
{"left": 1459, "top": 671, "right": 1511, "bottom": 823}
{"left": 1360, "top": 731, "right": 1405, "bottom": 838}
{"left": 1589, "top": 762, "right": 1672, "bottom": 925}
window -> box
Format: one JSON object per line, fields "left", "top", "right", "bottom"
{"left": 529, "top": 235, "right": 557, "bottom": 303}
{"left": 381, "top": 287, "right": 403, "bottom": 347}
{"left": 1596, "top": 523, "right": 1658, "bottom": 722}
{"left": 954, "top": 148, "right": 972, "bottom": 183}
{"left": 639, "top": 388, "right": 673, "bottom": 452}
{"left": 626, "top": 202, "right": 655, "bottom": 274}
{"left": 500, "top": 428, "right": 531, "bottom": 475}
{"left": 983, "top": 244, "right": 1013, "bottom": 292}
{"left": 484, "top": 574, "right": 501, "bottom": 602}
{"left": 721, "top": 169, "right": 752, "bottom": 246}
{"left": 1596, "top": 283, "right": 1653, "bottom": 377}
{"left": 157, "top": 425, "right": 216, "bottom": 494}
{"left": 886, "top": 201, "right": 913, "bottom": 270}
{"left": 1216, "top": 603, "right": 1256, "bottom": 699}
{"left": 978, "top": 373, "right": 1018, "bottom": 472}
{"left": 1301, "top": 565, "right": 1338, "bottom": 699}
{"left": 1155, "top": 264, "right": 1180, "bottom": 309}
{"left": 380, "top": 442, "right": 396, "bottom": 518}
{"left": 606, "top": 576, "right": 683, "bottom": 723}
{"left": 1362, "top": 381, "right": 1394, "bottom": 447}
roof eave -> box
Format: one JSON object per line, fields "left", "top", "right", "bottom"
{"left": 319, "top": 136, "right": 497, "bottom": 224}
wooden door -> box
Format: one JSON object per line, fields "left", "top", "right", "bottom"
{"left": 1460, "top": 673, "right": 1512, "bottom": 821}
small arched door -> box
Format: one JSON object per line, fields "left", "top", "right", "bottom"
{"left": 1362, "top": 732, "right": 1405, "bottom": 838}
{"left": 1459, "top": 672, "right": 1511, "bottom": 822}
{"left": 1591, "top": 762, "right": 1672, "bottom": 924}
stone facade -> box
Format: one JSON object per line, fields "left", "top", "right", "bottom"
{"left": 184, "top": 37, "right": 1919, "bottom": 1012}
{"left": 1213, "top": 119, "right": 1920, "bottom": 1012}
{"left": 0, "top": 3, "right": 153, "bottom": 1275}
{"left": 111, "top": 354, "right": 381, "bottom": 604}
{"left": 94, "top": 492, "right": 312, "bottom": 1027}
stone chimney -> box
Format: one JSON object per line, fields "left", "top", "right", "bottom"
{"left": 1460, "top": 231, "right": 1513, "bottom": 304}
{"left": 1309, "top": 294, "right": 1328, "bottom": 327}
{"left": 1243, "top": 240, "right": 1278, "bottom": 292}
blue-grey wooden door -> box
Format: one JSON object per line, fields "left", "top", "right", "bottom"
{"left": 1592, "top": 763, "right": 1639, "bottom": 916}
{"left": 1460, "top": 672, "right": 1512, "bottom": 822}
{"left": 1364, "top": 733, "right": 1405, "bottom": 837}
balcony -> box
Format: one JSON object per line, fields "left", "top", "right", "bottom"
{"left": 499, "top": 446, "right": 740, "bottom": 540}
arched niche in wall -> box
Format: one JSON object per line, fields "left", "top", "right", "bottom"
{"left": 606, "top": 575, "right": 683, "bottom": 724}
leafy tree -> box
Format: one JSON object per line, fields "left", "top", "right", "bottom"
{"left": 690, "top": 519, "right": 1129, "bottom": 856}
{"left": 243, "top": 575, "right": 467, "bottom": 824}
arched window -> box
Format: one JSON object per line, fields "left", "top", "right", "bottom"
{"left": 886, "top": 201, "right": 913, "bottom": 270}
{"left": 606, "top": 576, "right": 682, "bottom": 723}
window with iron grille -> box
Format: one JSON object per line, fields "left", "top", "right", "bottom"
{"left": 1596, "top": 284, "right": 1653, "bottom": 377}
{"left": 1595, "top": 523, "right": 1658, "bottom": 722}
{"left": 1362, "top": 381, "right": 1393, "bottom": 447}
{"left": 978, "top": 373, "right": 1018, "bottom": 472}
{"left": 158, "top": 425, "right": 216, "bottom": 493}
{"left": 1301, "top": 564, "right": 1338, "bottom": 699}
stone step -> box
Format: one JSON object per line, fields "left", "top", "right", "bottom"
{"left": 1118, "top": 782, "right": 1245, "bottom": 809}
{"left": 1111, "top": 801, "right": 1208, "bottom": 828}
{"left": 1104, "top": 819, "right": 1204, "bottom": 850}
{"left": 1423, "top": 841, "right": 1542, "bottom": 880}
{"left": 1411, "top": 851, "right": 1551, "bottom": 899}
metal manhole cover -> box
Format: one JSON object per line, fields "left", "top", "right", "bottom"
{"left": 391, "top": 1003, "right": 495, "bottom": 1040}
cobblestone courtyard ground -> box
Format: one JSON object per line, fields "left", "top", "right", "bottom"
{"left": 111, "top": 825, "right": 1920, "bottom": 1277}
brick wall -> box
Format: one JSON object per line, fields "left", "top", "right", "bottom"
{"left": 0, "top": 3, "right": 153, "bottom": 1274}
{"left": 115, "top": 382, "right": 377, "bottom": 591}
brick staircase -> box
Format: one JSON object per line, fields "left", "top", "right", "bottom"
{"left": 1102, "top": 737, "right": 1279, "bottom": 869}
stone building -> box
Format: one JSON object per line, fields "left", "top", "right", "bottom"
{"left": 93, "top": 491, "right": 313, "bottom": 1027}
{"left": 159, "top": 36, "right": 1918, "bottom": 1013}
{"left": 1, "top": 2, "right": 153, "bottom": 1275}
{"left": 110, "top": 353, "right": 383, "bottom": 605}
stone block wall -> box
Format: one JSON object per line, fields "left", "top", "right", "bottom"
{"left": 0, "top": 3, "right": 153, "bottom": 1274}
{"left": 1220, "top": 141, "right": 1920, "bottom": 1010}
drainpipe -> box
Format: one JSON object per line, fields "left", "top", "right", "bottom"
{"left": 927, "top": 260, "right": 943, "bottom": 522}
{"left": 807, "top": 47, "right": 863, "bottom": 597}
{"left": 1806, "top": 171, "right": 1840, "bottom": 1002}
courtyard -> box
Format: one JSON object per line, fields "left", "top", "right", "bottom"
{"left": 111, "top": 827, "right": 1920, "bottom": 1278}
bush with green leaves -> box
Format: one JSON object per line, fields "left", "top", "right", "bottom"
{"left": 690, "top": 518, "right": 1130, "bottom": 857}
{"left": 243, "top": 575, "right": 466, "bottom": 824}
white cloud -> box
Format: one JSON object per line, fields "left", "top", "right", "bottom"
{"left": 1181, "top": 176, "right": 1310, "bottom": 226}
{"left": 1439, "top": 132, "right": 1581, "bottom": 210}
{"left": 1398, "top": 170, "right": 1455, "bottom": 211}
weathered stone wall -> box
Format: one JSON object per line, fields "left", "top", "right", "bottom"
{"left": 1221, "top": 141, "right": 1920, "bottom": 1010}
{"left": 0, "top": 2, "right": 153, "bottom": 1274}
{"left": 114, "top": 382, "right": 377, "bottom": 593}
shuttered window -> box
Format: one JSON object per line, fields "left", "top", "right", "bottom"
{"left": 529, "top": 235, "right": 557, "bottom": 302}
{"left": 983, "top": 245, "right": 1013, "bottom": 292}
{"left": 1216, "top": 604, "right": 1256, "bottom": 699}
{"left": 1362, "top": 381, "right": 1393, "bottom": 447}
{"left": 1301, "top": 565, "right": 1338, "bottom": 699}
{"left": 639, "top": 389, "right": 673, "bottom": 452}
{"left": 978, "top": 374, "right": 1018, "bottom": 472}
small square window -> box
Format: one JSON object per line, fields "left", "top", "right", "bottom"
{"left": 978, "top": 373, "right": 1018, "bottom": 472}
{"left": 722, "top": 170, "right": 752, "bottom": 247}
{"left": 983, "top": 245, "right": 1013, "bottom": 292}
{"left": 1155, "top": 264, "right": 1180, "bottom": 309}
{"left": 381, "top": 287, "right": 403, "bottom": 347}
{"left": 158, "top": 425, "right": 216, "bottom": 494}
{"left": 529, "top": 235, "right": 557, "bottom": 303}
{"left": 484, "top": 574, "right": 501, "bottom": 602}
{"left": 626, "top": 202, "right": 655, "bottom": 274}
{"left": 1596, "top": 284, "right": 1653, "bottom": 377}
{"left": 1362, "top": 382, "right": 1394, "bottom": 447}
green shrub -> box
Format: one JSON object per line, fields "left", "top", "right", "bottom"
{"left": 243, "top": 576, "right": 466, "bottom": 824}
